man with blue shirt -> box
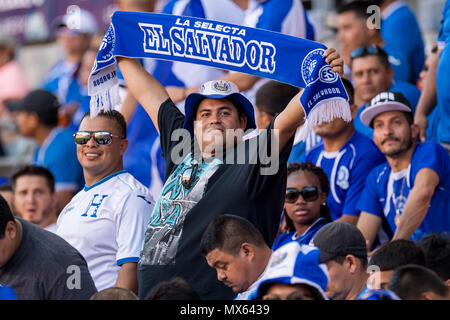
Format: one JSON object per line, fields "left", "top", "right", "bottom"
{"left": 350, "top": 46, "right": 421, "bottom": 138}
{"left": 42, "top": 9, "right": 98, "bottom": 116}
{"left": 56, "top": 110, "right": 154, "bottom": 293}
{"left": 415, "top": 0, "right": 450, "bottom": 153}
{"left": 7, "top": 89, "right": 83, "bottom": 213}
{"left": 306, "top": 79, "right": 386, "bottom": 224}
{"left": 374, "top": 0, "right": 425, "bottom": 83}
{"left": 337, "top": 1, "right": 412, "bottom": 84}
{"left": 356, "top": 91, "right": 450, "bottom": 248}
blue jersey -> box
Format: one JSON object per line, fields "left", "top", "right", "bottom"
{"left": 384, "top": 45, "right": 412, "bottom": 83}
{"left": 381, "top": 1, "right": 425, "bottom": 82}
{"left": 42, "top": 60, "right": 84, "bottom": 106}
{"left": 34, "top": 127, "right": 84, "bottom": 192}
{"left": 435, "top": 0, "right": 450, "bottom": 143}
{"left": 271, "top": 217, "right": 328, "bottom": 251}
{"left": 249, "top": 0, "right": 315, "bottom": 40}
{"left": 354, "top": 81, "right": 421, "bottom": 139}
{"left": 357, "top": 142, "right": 450, "bottom": 241}
{"left": 306, "top": 131, "right": 386, "bottom": 221}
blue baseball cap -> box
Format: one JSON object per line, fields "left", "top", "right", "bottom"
{"left": 255, "top": 242, "right": 329, "bottom": 300}
{"left": 183, "top": 80, "right": 256, "bottom": 135}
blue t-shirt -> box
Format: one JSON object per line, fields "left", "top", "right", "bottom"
{"left": 384, "top": 45, "right": 412, "bottom": 83}
{"left": 306, "top": 131, "right": 386, "bottom": 221}
{"left": 354, "top": 81, "right": 421, "bottom": 139}
{"left": 435, "top": 0, "right": 450, "bottom": 143}
{"left": 34, "top": 127, "right": 84, "bottom": 192}
{"left": 0, "top": 285, "right": 17, "bottom": 300}
{"left": 271, "top": 217, "right": 328, "bottom": 251}
{"left": 42, "top": 60, "right": 84, "bottom": 106}
{"left": 381, "top": 2, "right": 425, "bottom": 83}
{"left": 356, "top": 142, "right": 450, "bottom": 241}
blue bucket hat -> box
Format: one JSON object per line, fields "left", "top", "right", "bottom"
{"left": 255, "top": 242, "right": 329, "bottom": 300}
{"left": 183, "top": 80, "right": 256, "bottom": 135}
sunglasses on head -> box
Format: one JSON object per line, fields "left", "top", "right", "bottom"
{"left": 350, "top": 46, "right": 383, "bottom": 59}
{"left": 74, "top": 131, "right": 124, "bottom": 145}
{"left": 285, "top": 186, "right": 320, "bottom": 203}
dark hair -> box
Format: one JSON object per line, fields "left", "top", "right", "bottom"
{"left": 341, "top": 77, "right": 355, "bottom": 106}
{"left": 145, "top": 277, "right": 202, "bottom": 300}
{"left": 11, "top": 165, "right": 55, "bottom": 194}
{"left": 200, "top": 214, "right": 267, "bottom": 256}
{"left": 80, "top": 109, "right": 127, "bottom": 139}
{"left": 338, "top": 0, "right": 378, "bottom": 20}
{"left": 0, "top": 183, "right": 12, "bottom": 192}
{"left": 283, "top": 162, "right": 332, "bottom": 233}
{"left": 350, "top": 46, "right": 390, "bottom": 70}
{"left": 369, "top": 240, "right": 426, "bottom": 271}
{"left": 418, "top": 233, "right": 450, "bottom": 281}
{"left": 90, "top": 287, "right": 139, "bottom": 300}
{"left": 388, "top": 264, "right": 449, "bottom": 300}
{"left": 255, "top": 80, "right": 300, "bottom": 116}
{"left": 0, "top": 194, "right": 15, "bottom": 239}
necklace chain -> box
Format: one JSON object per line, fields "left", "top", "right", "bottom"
{"left": 392, "top": 176, "right": 406, "bottom": 226}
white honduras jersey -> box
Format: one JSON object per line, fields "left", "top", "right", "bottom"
{"left": 56, "top": 171, "right": 154, "bottom": 291}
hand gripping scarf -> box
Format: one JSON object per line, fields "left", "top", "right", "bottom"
{"left": 89, "top": 11, "right": 351, "bottom": 140}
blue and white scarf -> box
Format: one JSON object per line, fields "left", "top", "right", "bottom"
{"left": 89, "top": 11, "right": 351, "bottom": 140}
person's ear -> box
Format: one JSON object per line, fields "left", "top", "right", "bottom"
{"left": 240, "top": 243, "right": 255, "bottom": 261}
{"left": 5, "top": 220, "right": 18, "bottom": 240}
{"left": 239, "top": 113, "right": 248, "bottom": 130}
{"left": 345, "top": 255, "right": 358, "bottom": 273}
{"left": 120, "top": 138, "right": 129, "bottom": 155}
{"left": 410, "top": 122, "right": 420, "bottom": 141}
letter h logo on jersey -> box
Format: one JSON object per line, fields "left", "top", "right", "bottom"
{"left": 82, "top": 194, "right": 108, "bottom": 218}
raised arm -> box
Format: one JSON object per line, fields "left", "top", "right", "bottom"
{"left": 414, "top": 45, "right": 440, "bottom": 142}
{"left": 117, "top": 57, "right": 169, "bottom": 134}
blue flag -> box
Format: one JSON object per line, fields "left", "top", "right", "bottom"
{"left": 89, "top": 11, "right": 351, "bottom": 140}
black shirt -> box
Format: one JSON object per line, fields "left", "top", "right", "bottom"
{"left": 138, "top": 99, "right": 293, "bottom": 299}
{"left": 0, "top": 219, "right": 97, "bottom": 300}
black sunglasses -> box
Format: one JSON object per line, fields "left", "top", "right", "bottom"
{"left": 285, "top": 186, "right": 320, "bottom": 203}
{"left": 74, "top": 131, "right": 124, "bottom": 145}
{"left": 350, "top": 46, "right": 383, "bottom": 59}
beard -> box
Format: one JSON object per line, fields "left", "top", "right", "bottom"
{"left": 381, "top": 134, "right": 413, "bottom": 157}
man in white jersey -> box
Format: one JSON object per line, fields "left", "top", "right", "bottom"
{"left": 56, "top": 110, "right": 154, "bottom": 293}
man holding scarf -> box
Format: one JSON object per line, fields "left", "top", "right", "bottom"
{"left": 90, "top": 11, "right": 347, "bottom": 299}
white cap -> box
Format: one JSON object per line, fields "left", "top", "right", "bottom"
{"left": 58, "top": 8, "right": 98, "bottom": 35}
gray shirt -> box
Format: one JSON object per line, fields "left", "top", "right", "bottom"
{"left": 0, "top": 219, "right": 97, "bottom": 300}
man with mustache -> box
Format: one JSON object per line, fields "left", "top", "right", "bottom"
{"left": 356, "top": 91, "right": 450, "bottom": 249}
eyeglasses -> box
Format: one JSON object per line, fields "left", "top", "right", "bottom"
{"left": 350, "top": 46, "right": 383, "bottom": 59}
{"left": 74, "top": 131, "right": 124, "bottom": 145}
{"left": 285, "top": 186, "right": 320, "bottom": 203}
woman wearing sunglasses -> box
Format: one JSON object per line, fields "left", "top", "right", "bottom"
{"left": 272, "top": 162, "right": 332, "bottom": 250}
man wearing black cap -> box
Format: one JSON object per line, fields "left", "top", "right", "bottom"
{"left": 311, "top": 221, "right": 369, "bottom": 300}
{"left": 118, "top": 50, "right": 344, "bottom": 299}
{"left": 356, "top": 91, "right": 450, "bottom": 248}
{"left": 7, "top": 89, "right": 83, "bottom": 213}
